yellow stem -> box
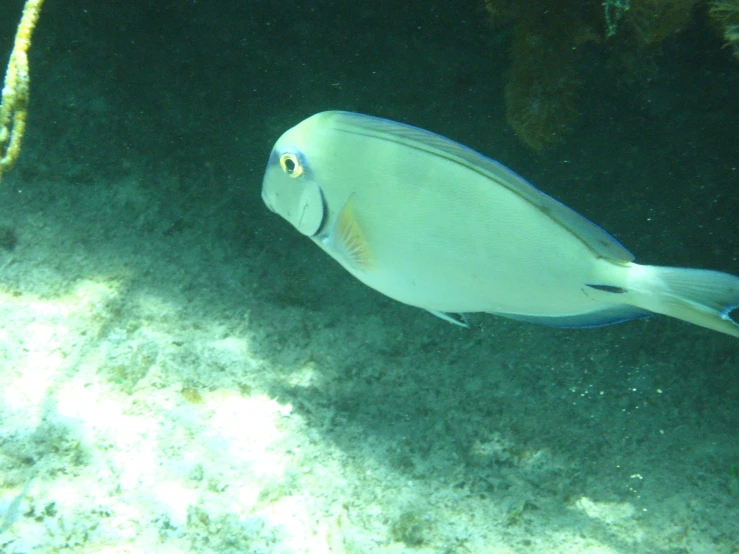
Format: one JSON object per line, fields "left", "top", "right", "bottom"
{"left": 0, "top": 0, "right": 45, "bottom": 181}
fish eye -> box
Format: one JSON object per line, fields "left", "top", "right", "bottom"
{"left": 279, "top": 152, "right": 303, "bottom": 178}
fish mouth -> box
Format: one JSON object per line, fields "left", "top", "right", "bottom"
{"left": 261, "top": 189, "right": 275, "bottom": 212}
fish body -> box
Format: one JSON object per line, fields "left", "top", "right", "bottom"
{"left": 262, "top": 111, "right": 739, "bottom": 338}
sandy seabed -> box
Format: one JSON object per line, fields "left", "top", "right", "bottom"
{"left": 0, "top": 172, "right": 737, "bottom": 554}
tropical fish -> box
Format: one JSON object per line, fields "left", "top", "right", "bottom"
{"left": 261, "top": 111, "right": 739, "bottom": 338}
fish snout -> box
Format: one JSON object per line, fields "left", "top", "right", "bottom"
{"left": 261, "top": 189, "right": 276, "bottom": 213}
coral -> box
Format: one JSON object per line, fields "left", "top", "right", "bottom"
{"left": 0, "top": 0, "right": 45, "bottom": 181}
{"left": 482, "top": 0, "right": 512, "bottom": 27}
{"left": 494, "top": 1, "right": 602, "bottom": 150}
{"left": 483, "top": 0, "right": 719, "bottom": 150}
{"left": 710, "top": 0, "right": 739, "bottom": 58}
{"left": 627, "top": 0, "right": 701, "bottom": 45}
{"left": 604, "top": 0, "right": 632, "bottom": 37}
{"left": 389, "top": 510, "right": 430, "bottom": 547}
{"left": 504, "top": 24, "right": 582, "bottom": 150}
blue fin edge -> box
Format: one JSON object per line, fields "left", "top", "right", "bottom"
{"left": 491, "top": 305, "right": 653, "bottom": 329}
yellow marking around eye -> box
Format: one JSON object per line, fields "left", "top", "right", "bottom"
{"left": 279, "top": 152, "right": 303, "bottom": 177}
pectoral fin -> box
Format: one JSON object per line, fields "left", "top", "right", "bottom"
{"left": 327, "top": 198, "right": 373, "bottom": 271}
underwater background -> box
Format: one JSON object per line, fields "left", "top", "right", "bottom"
{"left": 0, "top": 0, "right": 738, "bottom": 552}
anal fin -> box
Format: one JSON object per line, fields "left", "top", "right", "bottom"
{"left": 427, "top": 310, "right": 469, "bottom": 328}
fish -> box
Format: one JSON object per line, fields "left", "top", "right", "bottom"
{"left": 261, "top": 111, "right": 739, "bottom": 338}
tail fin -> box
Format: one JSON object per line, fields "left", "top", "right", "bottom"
{"left": 628, "top": 264, "right": 739, "bottom": 338}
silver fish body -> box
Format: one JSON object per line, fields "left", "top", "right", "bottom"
{"left": 262, "top": 111, "right": 739, "bottom": 338}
